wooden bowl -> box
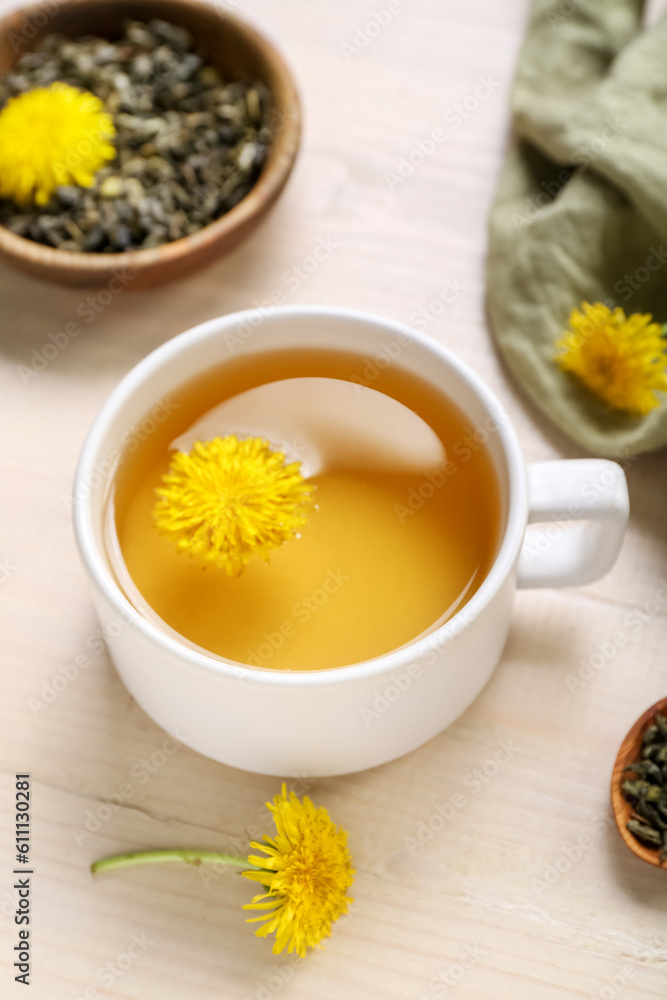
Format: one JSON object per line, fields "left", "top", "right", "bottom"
{"left": 0, "top": 0, "right": 301, "bottom": 288}
{"left": 611, "top": 697, "right": 667, "bottom": 868}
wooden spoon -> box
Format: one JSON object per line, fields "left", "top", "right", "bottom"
{"left": 611, "top": 697, "right": 667, "bottom": 868}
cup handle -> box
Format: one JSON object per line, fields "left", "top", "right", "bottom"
{"left": 517, "top": 460, "right": 629, "bottom": 589}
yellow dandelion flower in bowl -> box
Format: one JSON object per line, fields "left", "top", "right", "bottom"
{"left": 153, "top": 435, "right": 315, "bottom": 575}
{"left": 91, "top": 785, "right": 355, "bottom": 958}
{"left": 555, "top": 301, "right": 667, "bottom": 416}
{"left": 0, "top": 82, "right": 116, "bottom": 206}
{"left": 243, "top": 785, "right": 355, "bottom": 957}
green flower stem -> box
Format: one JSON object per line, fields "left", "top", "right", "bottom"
{"left": 91, "top": 850, "right": 259, "bottom": 876}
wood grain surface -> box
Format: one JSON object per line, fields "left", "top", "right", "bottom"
{"left": 1, "top": 0, "right": 667, "bottom": 997}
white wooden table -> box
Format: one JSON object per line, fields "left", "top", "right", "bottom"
{"left": 1, "top": 0, "right": 667, "bottom": 997}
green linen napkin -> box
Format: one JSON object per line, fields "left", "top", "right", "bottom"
{"left": 487, "top": 0, "right": 667, "bottom": 457}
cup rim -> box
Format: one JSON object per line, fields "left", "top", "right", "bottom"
{"left": 73, "top": 305, "right": 528, "bottom": 687}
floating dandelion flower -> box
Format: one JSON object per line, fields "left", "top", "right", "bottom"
{"left": 153, "top": 435, "right": 314, "bottom": 575}
{"left": 555, "top": 301, "right": 667, "bottom": 416}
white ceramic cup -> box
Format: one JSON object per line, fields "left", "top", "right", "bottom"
{"left": 73, "top": 306, "right": 629, "bottom": 777}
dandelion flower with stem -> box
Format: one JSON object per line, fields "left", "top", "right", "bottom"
{"left": 92, "top": 785, "right": 354, "bottom": 957}
{"left": 555, "top": 301, "right": 667, "bottom": 415}
{"left": 0, "top": 82, "right": 116, "bottom": 206}
{"left": 153, "top": 435, "right": 315, "bottom": 575}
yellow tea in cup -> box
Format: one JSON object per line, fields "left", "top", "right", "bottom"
{"left": 108, "top": 348, "right": 501, "bottom": 670}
